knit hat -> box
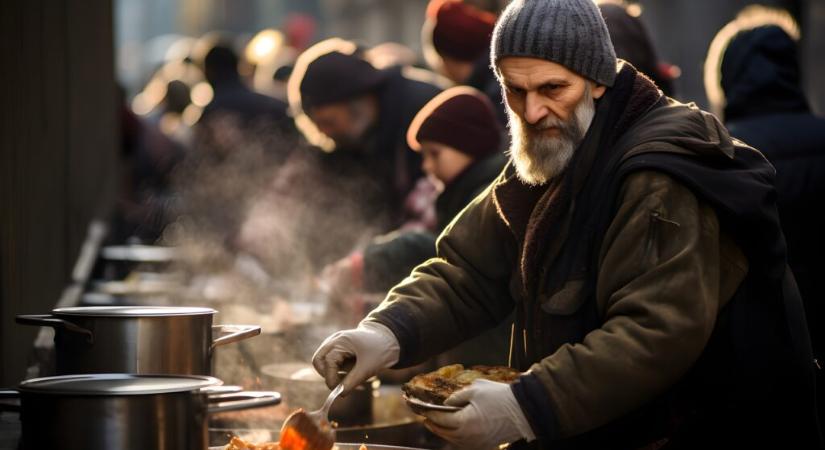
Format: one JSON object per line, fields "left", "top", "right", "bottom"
{"left": 427, "top": 0, "right": 497, "bottom": 62}
{"left": 298, "top": 50, "right": 387, "bottom": 110}
{"left": 407, "top": 86, "right": 501, "bottom": 158}
{"left": 491, "top": 0, "right": 617, "bottom": 87}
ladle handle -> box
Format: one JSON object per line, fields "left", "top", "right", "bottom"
{"left": 321, "top": 383, "right": 344, "bottom": 419}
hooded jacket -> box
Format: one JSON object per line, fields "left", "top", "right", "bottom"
{"left": 367, "top": 62, "right": 820, "bottom": 448}
{"left": 720, "top": 25, "right": 825, "bottom": 366}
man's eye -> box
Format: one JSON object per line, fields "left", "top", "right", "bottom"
{"left": 540, "top": 84, "right": 560, "bottom": 95}
{"left": 506, "top": 86, "right": 525, "bottom": 95}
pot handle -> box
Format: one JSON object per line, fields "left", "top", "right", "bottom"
{"left": 199, "top": 385, "right": 243, "bottom": 395}
{"left": 206, "top": 391, "right": 281, "bottom": 414}
{"left": 211, "top": 324, "right": 261, "bottom": 351}
{"left": 16, "top": 314, "right": 94, "bottom": 343}
{"left": 0, "top": 389, "right": 21, "bottom": 413}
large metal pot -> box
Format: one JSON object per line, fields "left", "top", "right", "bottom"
{"left": 0, "top": 373, "right": 281, "bottom": 450}
{"left": 16, "top": 306, "right": 261, "bottom": 375}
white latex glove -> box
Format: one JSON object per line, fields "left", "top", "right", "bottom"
{"left": 312, "top": 321, "right": 400, "bottom": 394}
{"left": 422, "top": 379, "right": 536, "bottom": 449}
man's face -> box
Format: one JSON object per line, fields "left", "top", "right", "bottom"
{"left": 308, "top": 96, "right": 376, "bottom": 150}
{"left": 498, "top": 57, "right": 606, "bottom": 185}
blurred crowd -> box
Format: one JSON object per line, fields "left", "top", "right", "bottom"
{"left": 115, "top": 0, "right": 824, "bottom": 391}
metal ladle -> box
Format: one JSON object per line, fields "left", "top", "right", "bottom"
{"left": 279, "top": 383, "right": 344, "bottom": 450}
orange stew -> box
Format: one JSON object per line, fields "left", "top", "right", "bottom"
{"left": 225, "top": 436, "right": 368, "bottom": 450}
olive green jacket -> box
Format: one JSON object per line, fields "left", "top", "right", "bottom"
{"left": 364, "top": 92, "right": 762, "bottom": 437}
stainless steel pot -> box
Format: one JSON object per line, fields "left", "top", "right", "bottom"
{"left": 259, "top": 361, "right": 374, "bottom": 426}
{"left": 0, "top": 374, "right": 281, "bottom": 450}
{"left": 16, "top": 306, "right": 261, "bottom": 375}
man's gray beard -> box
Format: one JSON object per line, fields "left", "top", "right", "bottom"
{"left": 508, "top": 88, "right": 597, "bottom": 186}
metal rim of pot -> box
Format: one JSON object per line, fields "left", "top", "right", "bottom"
{"left": 0, "top": 373, "right": 281, "bottom": 413}
{"left": 207, "top": 444, "right": 429, "bottom": 450}
{"left": 16, "top": 306, "right": 258, "bottom": 350}
{"left": 16, "top": 306, "right": 261, "bottom": 375}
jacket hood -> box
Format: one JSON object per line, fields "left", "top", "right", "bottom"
{"left": 618, "top": 98, "right": 740, "bottom": 163}
{"left": 719, "top": 25, "right": 809, "bottom": 121}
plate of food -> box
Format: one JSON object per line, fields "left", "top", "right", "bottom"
{"left": 401, "top": 364, "right": 520, "bottom": 414}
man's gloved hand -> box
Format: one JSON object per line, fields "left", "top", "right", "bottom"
{"left": 312, "top": 321, "right": 400, "bottom": 394}
{"left": 422, "top": 379, "right": 536, "bottom": 450}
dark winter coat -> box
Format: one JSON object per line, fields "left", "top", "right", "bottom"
{"left": 319, "top": 66, "right": 442, "bottom": 227}
{"left": 368, "top": 62, "right": 820, "bottom": 448}
{"left": 721, "top": 25, "right": 825, "bottom": 364}
{"left": 201, "top": 78, "right": 292, "bottom": 131}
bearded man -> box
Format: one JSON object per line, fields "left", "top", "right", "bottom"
{"left": 311, "top": 0, "right": 821, "bottom": 448}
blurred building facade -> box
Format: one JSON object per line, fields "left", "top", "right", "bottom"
{"left": 115, "top": 0, "right": 824, "bottom": 113}
{"left": 0, "top": 0, "right": 118, "bottom": 385}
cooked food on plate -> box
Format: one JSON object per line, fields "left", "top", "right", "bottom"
{"left": 402, "top": 364, "right": 520, "bottom": 405}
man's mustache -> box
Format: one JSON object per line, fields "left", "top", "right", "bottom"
{"left": 522, "top": 115, "right": 570, "bottom": 135}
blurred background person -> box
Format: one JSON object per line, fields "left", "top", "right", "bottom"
{"left": 270, "top": 65, "right": 293, "bottom": 102}
{"left": 323, "top": 86, "right": 506, "bottom": 298}
{"left": 198, "top": 42, "right": 293, "bottom": 135}
{"left": 322, "top": 86, "right": 510, "bottom": 366}
{"left": 422, "top": 0, "right": 506, "bottom": 124}
{"left": 113, "top": 84, "right": 184, "bottom": 244}
{"left": 597, "top": 0, "right": 678, "bottom": 97}
{"left": 706, "top": 5, "right": 825, "bottom": 423}
{"left": 289, "top": 38, "right": 443, "bottom": 229}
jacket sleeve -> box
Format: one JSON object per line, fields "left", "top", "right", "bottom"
{"left": 366, "top": 183, "right": 517, "bottom": 367}
{"left": 362, "top": 230, "right": 438, "bottom": 293}
{"left": 512, "top": 171, "right": 747, "bottom": 439}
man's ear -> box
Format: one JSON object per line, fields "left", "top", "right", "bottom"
{"left": 591, "top": 82, "right": 607, "bottom": 99}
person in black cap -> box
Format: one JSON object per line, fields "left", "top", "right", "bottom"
{"left": 289, "top": 38, "right": 442, "bottom": 225}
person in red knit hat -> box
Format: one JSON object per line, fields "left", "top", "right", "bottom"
{"left": 321, "top": 87, "right": 507, "bottom": 329}
{"left": 422, "top": 0, "right": 506, "bottom": 124}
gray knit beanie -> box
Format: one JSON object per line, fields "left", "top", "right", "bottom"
{"left": 491, "top": 0, "right": 617, "bottom": 87}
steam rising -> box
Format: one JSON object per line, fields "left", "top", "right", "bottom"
{"left": 158, "top": 113, "right": 391, "bottom": 393}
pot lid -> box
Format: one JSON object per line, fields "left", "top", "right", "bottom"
{"left": 18, "top": 374, "right": 221, "bottom": 395}
{"left": 52, "top": 306, "right": 217, "bottom": 317}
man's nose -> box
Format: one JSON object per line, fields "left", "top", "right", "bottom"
{"left": 524, "top": 91, "right": 549, "bottom": 125}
